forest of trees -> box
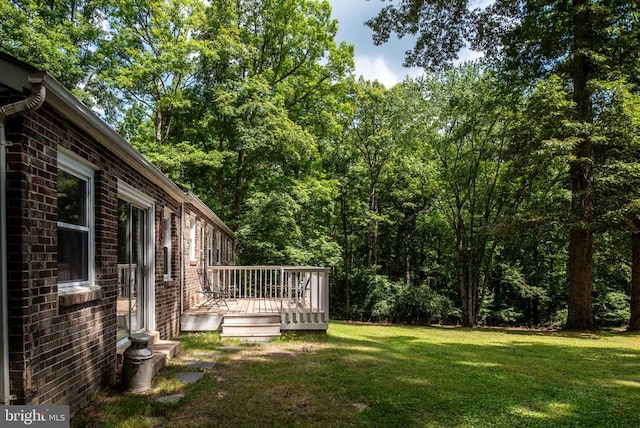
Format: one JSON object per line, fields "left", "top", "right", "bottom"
{"left": 2, "top": 0, "right": 640, "bottom": 330}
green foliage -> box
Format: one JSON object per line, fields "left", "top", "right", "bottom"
{"left": 5, "top": 0, "right": 640, "bottom": 329}
{"left": 393, "top": 284, "right": 460, "bottom": 325}
{"left": 594, "top": 291, "right": 631, "bottom": 328}
{"left": 0, "top": 0, "right": 108, "bottom": 104}
{"left": 102, "top": 0, "right": 206, "bottom": 140}
{"left": 348, "top": 270, "right": 458, "bottom": 325}
{"left": 362, "top": 274, "right": 401, "bottom": 322}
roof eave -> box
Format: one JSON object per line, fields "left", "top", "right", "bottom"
{"left": 41, "top": 74, "right": 188, "bottom": 204}
{"left": 187, "top": 192, "right": 235, "bottom": 238}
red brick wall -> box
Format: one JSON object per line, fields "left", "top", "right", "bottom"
{"left": 182, "top": 211, "right": 208, "bottom": 311}
{"left": 2, "top": 87, "right": 185, "bottom": 413}
{"left": 180, "top": 207, "right": 235, "bottom": 311}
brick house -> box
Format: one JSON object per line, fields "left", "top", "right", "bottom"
{"left": 0, "top": 53, "right": 235, "bottom": 413}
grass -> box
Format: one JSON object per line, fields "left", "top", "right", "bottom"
{"left": 71, "top": 322, "right": 640, "bottom": 427}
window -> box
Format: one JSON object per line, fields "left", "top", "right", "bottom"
{"left": 207, "top": 228, "right": 213, "bottom": 267}
{"left": 200, "top": 225, "right": 205, "bottom": 264}
{"left": 57, "top": 153, "right": 94, "bottom": 287}
{"left": 163, "top": 210, "right": 172, "bottom": 280}
{"left": 189, "top": 215, "right": 196, "bottom": 261}
{"left": 216, "top": 231, "right": 221, "bottom": 264}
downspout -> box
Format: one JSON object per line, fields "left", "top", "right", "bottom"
{"left": 0, "top": 77, "right": 46, "bottom": 405}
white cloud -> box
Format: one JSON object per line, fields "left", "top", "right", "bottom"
{"left": 354, "top": 55, "right": 422, "bottom": 88}
{"left": 329, "top": 0, "right": 423, "bottom": 87}
{"left": 328, "top": 0, "right": 486, "bottom": 87}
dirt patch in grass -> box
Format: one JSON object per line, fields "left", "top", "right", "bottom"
{"left": 353, "top": 402, "right": 369, "bottom": 412}
{"left": 227, "top": 342, "right": 327, "bottom": 362}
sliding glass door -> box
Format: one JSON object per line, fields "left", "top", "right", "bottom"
{"left": 117, "top": 199, "right": 149, "bottom": 342}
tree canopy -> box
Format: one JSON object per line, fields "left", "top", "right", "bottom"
{"left": 2, "top": 0, "right": 640, "bottom": 330}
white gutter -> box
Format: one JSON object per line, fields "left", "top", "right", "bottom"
{"left": 40, "top": 75, "right": 188, "bottom": 204}
{"left": 0, "top": 76, "right": 46, "bottom": 405}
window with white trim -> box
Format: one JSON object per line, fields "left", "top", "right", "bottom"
{"left": 200, "top": 224, "right": 205, "bottom": 264}
{"left": 57, "top": 153, "right": 94, "bottom": 287}
{"left": 207, "top": 227, "right": 213, "bottom": 267}
{"left": 216, "top": 231, "right": 221, "bottom": 264}
{"left": 163, "top": 209, "right": 172, "bottom": 280}
{"left": 189, "top": 214, "right": 196, "bottom": 261}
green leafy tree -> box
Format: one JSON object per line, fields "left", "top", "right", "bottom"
{"left": 591, "top": 80, "right": 640, "bottom": 330}
{"left": 0, "top": 0, "right": 109, "bottom": 104}
{"left": 170, "top": 0, "right": 352, "bottom": 266}
{"left": 418, "top": 63, "right": 558, "bottom": 326}
{"left": 367, "top": 0, "right": 640, "bottom": 330}
{"left": 345, "top": 79, "right": 398, "bottom": 269}
{"left": 102, "top": 0, "right": 207, "bottom": 145}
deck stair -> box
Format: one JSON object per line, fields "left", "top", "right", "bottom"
{"left": 220, "top": 314, "right": 282, "bottom": 343}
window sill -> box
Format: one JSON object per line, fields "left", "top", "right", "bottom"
{"left": 58, "top": 285, "right": 104, "bottom": 307}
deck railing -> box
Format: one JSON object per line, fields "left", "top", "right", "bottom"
{"left": 206, "top": 266, "right": 330, "bottom": 330}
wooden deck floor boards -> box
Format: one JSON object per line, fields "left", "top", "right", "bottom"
{"left": 182, "top": 297, "right": 327, "bottom": 333}
{"left": 186, "top": 297, "right": 285, "bottom": 315}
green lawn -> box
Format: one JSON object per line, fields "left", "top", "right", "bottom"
{"left": 72, "top": 322, "right": 640, "bottom": 427}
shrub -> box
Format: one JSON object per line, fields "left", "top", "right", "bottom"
{"left": 594, "top": 291, "right": 630, "bottom": 328}
{"left": 392, "top": 283, "right": 458, "bottom": 325}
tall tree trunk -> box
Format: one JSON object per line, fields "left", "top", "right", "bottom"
{"left": 340, "top": 190, "right": 352, "bottom": 319}
{"left": 233, "top": 149, "right": 246, "bottom": 220}
{"left": 458, "top": 235, "right": 478, "bottom": 327}
{"left": 216, "top": 137, "right": 225, "bottom": 208}
{"left": 155, "top": 107, "right": 163, "bottom": 144}
{"left": 629, "top": 229, "right": 640, "bottom": 331}
{"left": 405, "top": 249, "right": 411, "bottom": 285}
{"left": 565, "top": 0, "right": 595, "bottom": 331}
{"left": 368, "top": 185, "right": 378, "bottom": 268}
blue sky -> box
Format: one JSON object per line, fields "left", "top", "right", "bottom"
{"left": 327, "top": 0, "right": 486, "bottom": 87}
{"left": 328, "top": 0, "right": 423, "bottom": 87}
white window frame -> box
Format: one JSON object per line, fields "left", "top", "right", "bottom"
{"left": 189, "top": 214, "right": 196, "bottom": 262}
{"left": 163, "top": 208, "right": 172, "bottom": 281}
{"left": 216, "top": 230, "right": 221, "bottom": 265}
{"left": 207, "top": 227, "right": 213, "bottom": 267}
{"left": 200, "top": 224, "right": 205, "bottom": 265}
{"left": 57, "top": 151, "right": 95, "bottom": 292}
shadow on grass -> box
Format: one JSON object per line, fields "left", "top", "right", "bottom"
{"left": 72, "top": 323, "right": 640, "bottom": 428}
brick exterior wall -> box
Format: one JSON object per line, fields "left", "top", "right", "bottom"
{"left": 1, "top": 82, "right": 234, "bottom": 414}
{"left": 4, "top": 96, "right": 116, "bottom": 412}
{"left": 181, "top": 207, "right": 235, "bottom": 311}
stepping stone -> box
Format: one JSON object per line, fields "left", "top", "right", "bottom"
{"left": 183, "top": 360, "right": 216, "bottom": 370}
{"left": 218, "top": 345, "right": 243, "bottom": 352}
{"left": 156, "top": 394, "right": 185, "bottom": 403}
{"left": 175, "top": 372, "right": 204, "bottom": 383}
{"left": 193, "top": 352, "right": 220, "bottom": 359}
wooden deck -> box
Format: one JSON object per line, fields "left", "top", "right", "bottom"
{"left": 181, "top": 297, "right": 328, "bottom": 334}
{"left": 188, "top": 297, "right": 286, "bottom": 315}
{"left": 182, "top": 266, "right": 330, "bottom": 336}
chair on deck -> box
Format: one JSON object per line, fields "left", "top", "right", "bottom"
{"left": 288, "top": 275, "right": 311, "bottom": 307}
{"left": 197, "top": 269, "right": 229, "bottom": 309}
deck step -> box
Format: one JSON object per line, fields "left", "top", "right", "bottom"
{"left": 221, "top": 314, "right": 282, "bottom": 342}
{"left": 181, "top": 313, "right": 224, "bottom": 331}
{"left": 222, "top": 323, "right": 281, "bottom": 336}
{"left": 220, "top": 332, "right": 282, "bottom": 343}
{"left": 223, "top": 314, "right": 281, "bottom": 325}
